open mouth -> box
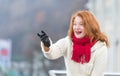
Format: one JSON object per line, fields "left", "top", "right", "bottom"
{"left": 75, "top": 31, "right": 82, "bottom": 35}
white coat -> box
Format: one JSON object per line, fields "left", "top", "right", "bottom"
{"left": 41, "top": 36, "right": 108, "bottom": 76}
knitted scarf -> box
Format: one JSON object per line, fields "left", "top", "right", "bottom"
{"left": 71, "top": 35, "right": 96, "bottom": 64}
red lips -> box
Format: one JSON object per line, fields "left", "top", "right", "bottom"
{"left": 75, "top": 31, "right": 82, "bottom": 35}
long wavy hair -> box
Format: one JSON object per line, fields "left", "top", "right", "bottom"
{"left": 68, "top": 10, "right": 110, "bottom": 47}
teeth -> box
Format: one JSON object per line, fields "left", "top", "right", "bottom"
{"left": 76, "top": 31, "right": 81, "bottom": 34}
{"left": 75, "top": 31, "right": 82, "bottom": 34}
{"left": 78, "top": 31, "right": 81, "bottom": 33}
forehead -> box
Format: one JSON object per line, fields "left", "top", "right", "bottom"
{"left": 74, "top": 16, "right": 83, "bottom": 23}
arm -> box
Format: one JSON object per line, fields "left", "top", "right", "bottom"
{"left": 41, "top": 37, "right": 67, "bottom": 59}
{"left": 91, "top": 45, "right": 108, "bottom": 76}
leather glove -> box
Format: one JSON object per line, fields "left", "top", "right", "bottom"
{"left": 37, "top": 30, "right": 50, "bottom": 47}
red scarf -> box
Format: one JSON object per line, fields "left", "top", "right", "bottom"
{"left": 71, "top": 35, "right": 96, "bottom": 64}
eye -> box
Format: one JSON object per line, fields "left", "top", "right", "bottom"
{"left": 80, "top": 23, "right": 83, "bottom": 26}
{"left": 73, "top": 23, "right": 76, "bottom": 26}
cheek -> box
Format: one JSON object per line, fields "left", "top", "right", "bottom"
{"left": 73, "top": 26, "right": 76, "bottom": 31}
{"left": 82, "top": 30, "right": 86, "bottom": 35}
{"left": 81, "top": 26, "right": 85, "bottom": 30}
{"left": 82, "top": 27, "right": 85, "bottom": 33}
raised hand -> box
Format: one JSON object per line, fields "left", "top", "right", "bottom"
{"left": 37, "top": 30, "right": 50, "bottom": 47}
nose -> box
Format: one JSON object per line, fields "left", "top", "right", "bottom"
{"left": 75, "top": 24, "right": 80, "bottom": 29}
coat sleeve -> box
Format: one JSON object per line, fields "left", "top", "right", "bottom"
{"left": 41, "top": 37, "right": 68, "bottom": 60}
{"left": 91, "top": 45, "right": 108, "bottom": 76}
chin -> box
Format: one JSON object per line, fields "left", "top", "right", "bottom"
{"left": 75, "top": 35, "right": 84, "bottom": 39}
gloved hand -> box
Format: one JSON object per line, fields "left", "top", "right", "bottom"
{"left": 37, "top": 30, "right": 50, "bottom": 47}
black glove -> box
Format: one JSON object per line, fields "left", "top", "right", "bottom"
{"left": 37, "top": 30, "right": 50, "bottom": 47}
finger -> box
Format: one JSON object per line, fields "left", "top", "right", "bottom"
{"left": 41, "top": 30, "right": 46, "bottom": 35}
{"left": 37, "top": 33, "right": 41, "bottom": 36}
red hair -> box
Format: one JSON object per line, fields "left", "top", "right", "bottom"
{"left": 68, "top": 10, "right": 110, "bottom": 47}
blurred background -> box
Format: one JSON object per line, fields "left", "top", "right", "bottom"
{"left": 0, "top": 0, "right": 120, "bottom": 76}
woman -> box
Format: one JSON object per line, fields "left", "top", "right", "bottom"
{"left": 37, "top": 10, "right": 110, "bottom": 76}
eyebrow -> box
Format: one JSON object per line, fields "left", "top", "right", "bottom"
{"left": 74, "top": 21, "right": 83, "bottom": 24}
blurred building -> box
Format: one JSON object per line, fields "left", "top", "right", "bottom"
{"left": 0, "top": 39, "right": 12, "bottom": 70}
{"left": 87, "top": 0, "right": 120, "bottom": 73}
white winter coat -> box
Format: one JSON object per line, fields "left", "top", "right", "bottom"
{"left": 41, "top": 36, "right": 108, "bottom": 76}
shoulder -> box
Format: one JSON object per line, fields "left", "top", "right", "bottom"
{"left": 91, "top": 41, "right": 107, "bottom": 53}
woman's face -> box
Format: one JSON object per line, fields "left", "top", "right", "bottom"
{"left": 73, "top": 16, "right": 86, "bottom": 39}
